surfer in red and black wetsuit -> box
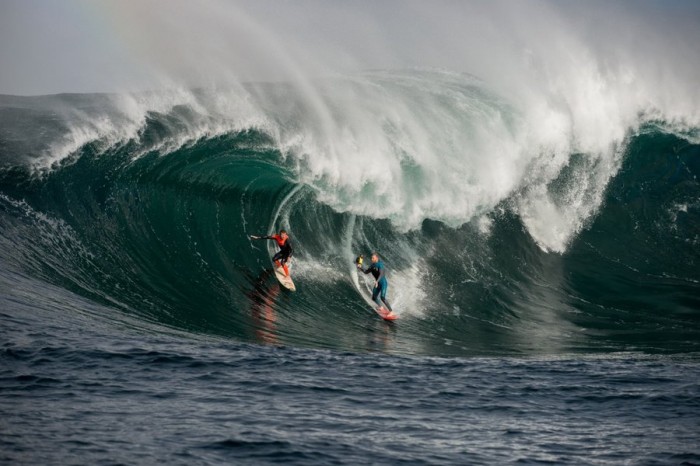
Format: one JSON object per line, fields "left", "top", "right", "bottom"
{"left": 250, "top": 230, "right": 293, "bottom": 276}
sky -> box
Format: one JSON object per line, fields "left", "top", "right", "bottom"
{"left": 0, "top": 0, "right": 699, "bottom": 95}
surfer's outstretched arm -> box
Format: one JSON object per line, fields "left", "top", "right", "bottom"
{"left": 356, "top": 260, "right": 372, "bottom": 275}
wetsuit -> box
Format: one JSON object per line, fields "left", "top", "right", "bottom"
{"left": 261, "top": 234, "right": 293, "bottom": 265}
{"left": 360, "top": 260, "right": 393, "bottom": 311}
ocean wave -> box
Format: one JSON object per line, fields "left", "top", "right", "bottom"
{"left": 0, "top": 73, "right": 698, "bottom": 356}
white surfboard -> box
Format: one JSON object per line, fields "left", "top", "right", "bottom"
{"left": 273, "top": 262, "right": 296, "bottom": 291}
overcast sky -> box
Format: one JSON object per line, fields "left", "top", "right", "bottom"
{"left": 1, "top": 0, "right": 699, "bottom": 95}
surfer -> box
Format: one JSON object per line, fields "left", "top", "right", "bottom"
{"left": 357, "top": 252, "right": 393, "bottom": 312}
{"left": 250, "top": 230, "right": 293, "bottom": 276}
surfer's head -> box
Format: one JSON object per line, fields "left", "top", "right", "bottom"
{"left": 371, "top": 252, "right": 379, "bottom": 263}
{"left": 279, "top": 229, "right": 288, "bottom": 239}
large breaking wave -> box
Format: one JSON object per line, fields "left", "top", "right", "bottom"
{"left": 0, "top": 70, "right": 698, "bottom": 356}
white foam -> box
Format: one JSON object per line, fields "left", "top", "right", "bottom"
{"left": 32, "top": 85, "right": 272, "bottom": 171}
{"left": 388, "top": 262, "right": 428, "bottom": 318}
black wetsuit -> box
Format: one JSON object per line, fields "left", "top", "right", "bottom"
{"left": 262, "top": 234, "right": 293, "bottom": 265}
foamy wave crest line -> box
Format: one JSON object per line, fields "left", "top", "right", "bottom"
{"left": 263, "top": 70, "right": 631, "bottom": 253}
{"left": 36, "top": 86, "right": 272, "bottom": 171}
{"left": 20, "top": 69, "right": 700, "bottom": 254}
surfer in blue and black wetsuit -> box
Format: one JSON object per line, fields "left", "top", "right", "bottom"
{"left": 357, "top": 252, "right": 393, "bottom": 312}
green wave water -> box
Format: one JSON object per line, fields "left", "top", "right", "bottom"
{"left": 0, "top": 82, "right": 698, "bottom": 356}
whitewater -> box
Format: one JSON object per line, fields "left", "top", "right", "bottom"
{"left": 1, "top": 0, "right": 699, "bottom": 464}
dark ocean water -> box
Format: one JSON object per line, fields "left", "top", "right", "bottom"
{"left": 3, "top": 283, "right": 700, "bottom": 465}
{"left": 5, "top": 283, "right": 700, "bottom": 464}
{"left": 1, "top": 85, "right": 699, "bottom": 464}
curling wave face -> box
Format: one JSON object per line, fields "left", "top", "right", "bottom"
{"left": 0, "top": 71, "right": 698, "bottom": 356}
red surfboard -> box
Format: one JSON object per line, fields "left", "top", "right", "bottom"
{"left": 376, "top": 306, "right": 398, "bottom": 321}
